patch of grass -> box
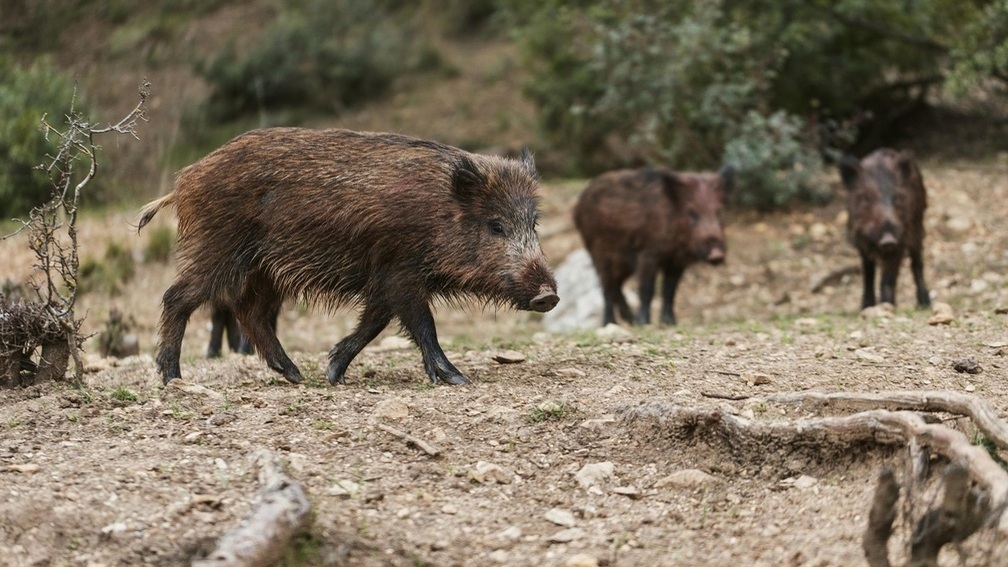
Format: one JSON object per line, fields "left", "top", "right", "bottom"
{"left": 7, "top": 417, "right": 22, "bottom": 428}
{"left": 170, "top": 403, "right": 197, "bottom": 420}
{"left": 527, "top": 400, "right": 570, "bottom": 423}
{"left": 282, "top": 398, "right": 305, "bottom": 416}
{"left": 279, "top": 531, "right": 326, "bottom": 566}
{"left": 66, "top": 411, "right": 79, "bottom": 423}
{"left": 973, "top": 434, "right": 1008, "bottom": 469}
{"left": 312, "top": 419, "right": 333, "bottom": 431}
{"left": 78, "top": 241, "right": 136, "bottom": 295}
{"left": 108, "top": 386, "right": 138, "bottom": 403}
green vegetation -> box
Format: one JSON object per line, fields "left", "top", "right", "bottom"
{"left": 0, "top": 57, "right": 78, "bottom": 218}
{"left": 108, "top": 386, "right": 138, "bottom": 403}
{"left": 504, "top": 0, "right": 1008, "bottom": 206}
{"left": 143, "top": 226, "right": 174, "bottom": 263}
{"left": 79, "top": 242, "right": 136, "bottom": 295}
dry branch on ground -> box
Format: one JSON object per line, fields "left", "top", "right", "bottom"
{"left": 192, "top": 450, "right": 311, "bottom": 567}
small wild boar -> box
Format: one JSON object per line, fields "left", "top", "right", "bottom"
{"left": 573, "top": 166, "right": 734, "bottom": 326}
{"left": 206, "top": 305, "right": 278, "bottom": 358}
{"left": 839, "top": 148, "right": 930, "bottom": 309}
{"left": 138, "top": 128, "right": 558, "bottom": 386}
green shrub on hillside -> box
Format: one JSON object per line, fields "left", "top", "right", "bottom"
{"left": 197, "top": 0, "right": 421, "bottom": 123}
{"left": 723, "top": 111, "right": 831, "bottom": 211}
{"left": 0, "top": 57, "right": 78, "bottom": 219}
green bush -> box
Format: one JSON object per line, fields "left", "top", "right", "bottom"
{"left": 0, "top": 57, "right": 78, "bottom": 218}
{"left": 79, "top": 242, "right": 135, "bottom": 295}
{"left": 505, "top": 0, "right": 1008, "bottom": 207}
{"left": 723, "top": 111, "right": 831, "bottom": 211}
{"left": 197, "top": 0, "right": 422, "bottom": 123}
{"left": 143, "top": 226, "right": 174, "bottom": 263}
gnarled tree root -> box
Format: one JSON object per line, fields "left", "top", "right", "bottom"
{"left": 622, "top": 400, "right": 1008, "bottom": 565}
{"left": 192, "top": 450, "right": 311, "bottom": 567}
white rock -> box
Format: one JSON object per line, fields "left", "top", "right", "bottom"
{"left": 492, "top": 350, "right": 526, "bottom": 364}
{"left": 655, "top": 469, "right": 717, "bottom": 489}
{"left": 548, "top": 528, "right": 585, "bottom": 543}
{"left": 792, "top": 475, "right": 818, "bottom": 490}
{"left": 565, "top": 553, "right": 600, "bottom": 567}
{"left": 854, "top": 348, "right": 885, "bottom": 363}
{"left": 329, "top": 479, "right": 361, "bottom": 498}
{"left": 470, "top": 461, "right": 515, "bottom": 484}
{"left": 575, "top": 461, "right": 615, "bottom": 489}
{"left": 928, "top": 302, "right": 955, "bottom": 326}
{"left": 596, "top": 323, "right": 634, "bottom": 343}
{"left": 372, "top": 398, "right": 409, "bottom": 421}
{"left": 544, "top": 508, "right": 576, "bottom": 527}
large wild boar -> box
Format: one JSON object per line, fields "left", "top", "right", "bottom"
{"left": 839, "top": 148, "right": 930, "bottom": 309}
{"left": 574, "top": 166, "right": 734, "bottom": 326}
{"left": 138, "top": 128, "right": 558, "bottom": 386}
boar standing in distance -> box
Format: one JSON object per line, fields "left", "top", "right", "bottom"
{"left": 206, "top": 305, "right": 278, "bottom": 359}
{"left": 839, "top": 148, "right": 930, "bottom": 309}
{"left": 574, "top": 166, "right": 734, "bottom": 326}
{"left": 138, "top": 128, "right": 558, "bottom": 386}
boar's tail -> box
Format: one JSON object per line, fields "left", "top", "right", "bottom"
{"left": 137, "top": 192, "right": 176, "bottom": 232}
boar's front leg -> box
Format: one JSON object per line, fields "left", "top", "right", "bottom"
{"left": 326, "top": 303, "right": 393, "bottom": 385}
{"left": 659, "top": 265, "right": 684, "bottom": 326}
{"left": 635, "top": 256, "right": 659, "bottom": 325}
{"left": 398, "top": 301, "right": 470, "bottom": 385}
{"left": 909, "top": 247, "right": 931, "bottom": 308}
{"left": 878, "top": 255, "right": 901, "bottom": 306}
{"left": 859, "top": 252, "right": 877, "bottom": 309}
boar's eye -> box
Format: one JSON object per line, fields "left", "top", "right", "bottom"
{"left": 688, "top": 210, "right": 700, "bottom": 224}
{"left": 489, "top": 220, "right": 507, "bottom": 236}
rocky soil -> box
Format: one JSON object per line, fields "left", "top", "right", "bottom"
{"left": 1, "top": 163, "right": 1008, "bottom": 566}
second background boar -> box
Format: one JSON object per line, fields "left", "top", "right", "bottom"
{"left": 574, "top": 166, "right": 735, "bottom": 327}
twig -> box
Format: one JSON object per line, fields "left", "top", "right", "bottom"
{"left": 376, "top": 423, "right": 441, "bottom": 457}
{"left": 700, "top": 391, "right": 750, "bottom": 401}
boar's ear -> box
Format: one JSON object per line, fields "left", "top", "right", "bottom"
{"left": 838, "top": 155, "right": 861, "bottom": 190}
{"left": 518, "top": 147, "right": 539, "bottom": 176}
{"left": 659, "top": 170, "right": 686, "bottom": 204}
{"left": 452, "top": 155, "right": 488, "bottom": 201}
{"left": 718, "top": 165, "right": 736, "bottom": 197}
{"left": 896, "top": 151, "right": 916, "bottom": 179}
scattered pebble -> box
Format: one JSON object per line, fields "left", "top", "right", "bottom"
{"left": 575, "top": 461, "right": 614, "bottom": 490}
{"left": 655, "top": 469, "right": 716, "bottom": 489}
{"left": 544, "top": 508, "right": 576, "bottom": 527}
{"left": 741, "top": 371, "right": 772, "bottom": 386}
{"left": 469, "top": 461, "right": 515, "bottom": 484}
{"left": 595, "top": 323, "right": 633, "bottom": 343}
{"left": 928, "top": 302, "right": 955, "bottom": 325}
{"left": 952, "top": 358, "right": 982, "bottom": 374}
{"left": 860, "top": 303, "right": 893, "bottom": 319}
{"left": 548, "top": 528, "right": 585, "bottom": 543}
{"left": 565, "top": 553, "right": 600, "bottom": 567}
{"left": 329, "top": 479, "right": 361, "bottom": 499}
{"left": 372, "top": 398, "right": 409, "bottom": 421}
{"left": 854, "top": 348, "right": 885, "bottom": 363}
{"left": 612, "top": 486, "right": 642, "bottom": 499}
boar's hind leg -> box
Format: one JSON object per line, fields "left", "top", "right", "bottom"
{"left": 233, "top": 274, "right": 301, "bottom": 384}
{"left": 910, "top": 248, "right": 931, "bottom": 308}
{"left": 157, "top": 279, "right": 205, "bottom": 384}
{"left": 398, "top": 301, "right": 470, "bottom": 385}
{"left": 327, "top": 303, "right": 393, "bottom": 385}
{"left": 659, "top": 265, "right": 684, "bottom": 326}
{"left": 859, "top": 253, "right": 877, "bottom": 309}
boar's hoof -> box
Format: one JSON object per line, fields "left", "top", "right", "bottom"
{"left": 326, "top": 364, "right": 347, "bottom": 386}
{"left": 437, "top": 371, "right": 472, "bottom": 386}
{"left": 530, "top": 289, "right": 559, "bottom": 313}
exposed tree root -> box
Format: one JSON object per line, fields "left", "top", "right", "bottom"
{"left": 766, "top": 390, "right": 1008, "bottom": 452}
{"left": 621, "top": 400, "right": 1008, "bottom": 560}
{"left": 192, "top": 450, "right": 311, "bottom": 567}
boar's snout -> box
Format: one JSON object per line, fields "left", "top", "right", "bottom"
{"left": 878, "top": 231, "right": 898, "bottom": 252}
{"left": 530, "top": 284, "right": 559, "bottom": 313}
{"left": 706, "top": 247, "right": 725, "bottom": 265}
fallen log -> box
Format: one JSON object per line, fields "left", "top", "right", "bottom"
{"left": 192, "top": 450, "right": 311, "bottom": 567}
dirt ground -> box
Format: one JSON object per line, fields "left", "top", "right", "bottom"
{"left": 2, "top": 161, "right": 1008, "bottom": 567}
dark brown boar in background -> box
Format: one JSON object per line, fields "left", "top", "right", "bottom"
{"left": 206, "top": 305, "right": 278, "bottom": 358}
{"left": 573, "top": 166, "right": 734, "bottom": 326}
{"left": 138, "top": 128, "right": 558, "bottom": 386}
{"left": 839, "top": 148, "right": 930, "bottom": 309}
